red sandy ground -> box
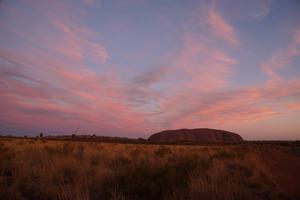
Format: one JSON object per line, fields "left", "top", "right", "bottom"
{"left": 259, "top": 148, "right": 300, "bottom": 199}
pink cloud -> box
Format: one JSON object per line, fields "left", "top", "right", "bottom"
{"left": 173, "top": 36, "right": 235, "bottom": 91}
{"left": 296, "top": 28, "right": 300, "bottom": 44}
{"left": 140, "top": 34, "right": 239, "bottom": 130}
{"left": 1, "top": 0, "right": 300, "bottom": 139}
{"left": 287, "top": 103, "right": 300, "bottom": 110}
{"left": 262, "top": 46, "right": 299, "bottom": 82}
{"left": 162, "top": 79, "right": 300, "bottom": 130}
{"left": 0, "top": 44, "right": 149, "bottom": 136}
{"left": 0, "top": 69, "right": 150, "bottom": 136}
{"left": 207, "top": 10, "right": 240, "bottom": 46}
{"left": 261, "top": 28, "right": 300, "bottom": 83}
{"left": 52, "top": 20, "right": 109, "bottom": 63}
{"left": 0, "top": 0, "right": 109, "bottom": 65}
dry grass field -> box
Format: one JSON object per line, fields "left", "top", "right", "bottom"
{"left": 0, "top": 138, "right": 299, "bottom": 200}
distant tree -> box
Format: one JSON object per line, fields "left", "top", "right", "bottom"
{"left": 138, "top": 137, "right": 146, "bottom": 142}
{"left": 72, "top": 133, "right": 76, "bottom": 139}
{"left": 24, "top": 135, "right": 27, "bottom": 138}
{"left": 39, "top": 132, "right": 43, "bottom": 138}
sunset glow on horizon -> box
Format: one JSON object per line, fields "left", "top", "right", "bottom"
{"left": 1, "top": 0, "right": 300, "bottom": 139}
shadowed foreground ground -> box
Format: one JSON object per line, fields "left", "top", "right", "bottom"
{"left": 259, "top": 148, "right": 300, "bottom": 199}
{"left": 0, "top": 138, "right": 299, "bottom": 200}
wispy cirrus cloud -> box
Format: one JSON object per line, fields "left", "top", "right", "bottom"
{"left": 207, "top": 10, "right": 240, "bottom": 46}
{"left": 143, "top": 15, "right": 300, "bottom": 134}
{"left": 287, "top": 103, "right": 300, "bottom": 110}
{"left": 261, "top": 28, "right": 300, "bottom": 83}
{"left": 0, "top": 48, "right": 150, "bottom": 135}
{"left": 53, "top": 20, "right": 109, "bottom": 63}
{"left": 1, "top": 0, "right": 300, "bottom": 139}
{"left": 0, "top": 0, "right": 145, "bottom": 136}
{"left": 159, "top": 78, "right": 300, "bottom": 131}
{"left": 216, "top": 0, "right": 271, "bottom": 20}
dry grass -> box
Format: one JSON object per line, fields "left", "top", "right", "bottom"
{"left": 0, "top": 138, "right": 293, "bottom": 200}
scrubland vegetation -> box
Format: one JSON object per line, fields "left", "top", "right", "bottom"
{"left": 0, "top": 138, "right": 296, "bottom": 200}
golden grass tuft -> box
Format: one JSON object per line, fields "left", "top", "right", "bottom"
{"left": 0, "top": 139, "right": 294, "bottom": 200}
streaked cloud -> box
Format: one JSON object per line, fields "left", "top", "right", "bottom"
{"left": 208, "top": 10, "right": 240, "bottom": 46}
{"left": 1, "top": 0, "right": 300, "bottom": 139}
{"left": 53, "top": 20, "right": 109, "bottom": 63}
{"left": 287, "top": 103, "right": 300, "bottom": 110}
{"left": 261, "top": 28, "right": 300, "bottom": 83}
{"left": 217, "top": 0, "right": 271, "bottom": 20}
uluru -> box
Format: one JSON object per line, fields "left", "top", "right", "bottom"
{"left": 148, "top": 128, "right": 243, "bottom": 143}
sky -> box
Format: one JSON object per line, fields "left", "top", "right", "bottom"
{"left": 0, "top": 0, "right": 300, "bottom": 140}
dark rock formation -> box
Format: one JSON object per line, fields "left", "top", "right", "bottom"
{"left": 148, "top": 128, "right": 243, "bottom": 143}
